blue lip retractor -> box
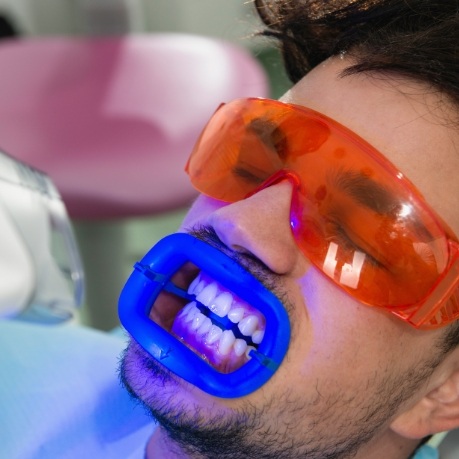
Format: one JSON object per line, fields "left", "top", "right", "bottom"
{"left": 119, "top": 233, "right": 291, "bottom": 398}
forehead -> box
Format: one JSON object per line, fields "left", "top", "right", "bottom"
{"left": 281, "top": 57, "right": 459, "bottom": 237}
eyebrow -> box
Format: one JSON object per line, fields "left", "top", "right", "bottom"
{"left": 331, "top": 168, "right": 399, "bottom": 215}
{"left": 330, "top": 168, "right": 435, "bottom": 241}
{"left": 247, "top": 117, "right": 288, "bottom": 160}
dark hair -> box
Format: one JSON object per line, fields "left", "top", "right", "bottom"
{"left": 254, "top": 0, "right": 459, "bottom": 352}
{"left": 254, "top": 0, "right": 459, "bottom": 106}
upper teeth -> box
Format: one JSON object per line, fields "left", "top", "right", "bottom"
{"left": 228, "top": 308, "right": 244, "bottom": 323}
{"left": 196, "top": 282, "right": 218, "bottom": 306}
{"left": 208, "top": 291, "right": 232, "bottom": 318}
{"left": 184, "top": 272, "right": 266, "bottom": 354}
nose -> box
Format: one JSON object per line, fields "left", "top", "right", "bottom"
{"left": 207, "top": 179, "right": 301, "bottom": 274}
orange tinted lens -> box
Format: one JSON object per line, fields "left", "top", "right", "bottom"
{"left": 186, "top": 98, "right": 459, "bottom": 327}
{"left": 185, "top": 99, "right": 328, "bottom": 201}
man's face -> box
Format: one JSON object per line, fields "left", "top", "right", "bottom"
{"left": 121, "top": 57, "right": 459, "bottom": 459}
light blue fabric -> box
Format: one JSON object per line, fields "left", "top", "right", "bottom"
{"left": 413, "top": 444, "right": 438, "bottom": 458}
{"left": 0, "top": 320, "right": 155, "bottom": 459}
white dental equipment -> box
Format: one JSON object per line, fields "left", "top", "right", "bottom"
{"left": 0, "top": 150, "right": 84, "bottom": 323}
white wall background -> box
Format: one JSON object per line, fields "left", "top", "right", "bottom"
{"left": 0, "top": 0, "right": 262, "bottom": 48}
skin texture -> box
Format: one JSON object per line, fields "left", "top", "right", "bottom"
{"left": 121, "top": 57, "right": 459, "bottom": 459}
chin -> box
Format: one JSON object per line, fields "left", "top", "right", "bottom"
{"left": 119, "top": 338, "right": 227, "bottom": 413}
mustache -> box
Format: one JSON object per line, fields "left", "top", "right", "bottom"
{"left": 185, "top": 225, "right": 292, "bottom": 313}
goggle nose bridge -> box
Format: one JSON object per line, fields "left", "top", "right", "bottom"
{"left": 244, "top": 168, "right": 304, "bottom": 231}
{"left": 244, "top": 169, "right": 303, "bottom": 198}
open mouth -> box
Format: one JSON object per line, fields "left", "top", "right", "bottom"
{"left": 120, "top": 232, "right": 291, "bottom": 397}
{"left": 148, "top": 264, "right": 266, "bottom": 374}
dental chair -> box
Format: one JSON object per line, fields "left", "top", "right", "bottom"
{"left": 0, "top": 33, "right": 268, "bottom": 330}
{"left": 0, "top": 151, "right": 154, "bottom": 458}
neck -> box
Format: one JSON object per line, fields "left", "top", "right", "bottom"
{"left": 147, "top": 427, "right": 190, "bottom": 459}
{"left": 352, "top": 430, "right": 421, "bottom": 459}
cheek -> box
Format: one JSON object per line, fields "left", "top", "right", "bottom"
{"left": 294, "top": 269, "right": 406, "bottom": 379}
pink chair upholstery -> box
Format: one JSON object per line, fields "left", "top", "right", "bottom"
{"left": 0, "top": 34, "right": 269, "bottom": 329}
{"left": 0, "top": 34, "right": 268, "bottom": 219}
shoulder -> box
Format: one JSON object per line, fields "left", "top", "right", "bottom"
{"left": 0, "top": 320, "right": 155, "bottom": 459}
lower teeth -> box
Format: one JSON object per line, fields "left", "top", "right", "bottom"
{"left": 172, "top": 300, "right": 263, "bottom": 370}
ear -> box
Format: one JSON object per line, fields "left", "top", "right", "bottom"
{"left": 391, "top": 367, "right": 459, "bottom": 439}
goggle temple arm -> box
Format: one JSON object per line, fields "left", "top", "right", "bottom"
{"left": 406, "top": 241, "right": 459, "bottom": 328}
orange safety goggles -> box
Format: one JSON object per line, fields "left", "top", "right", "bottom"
{"left": 185, "top": 98, "right": 459, "bottom": 329}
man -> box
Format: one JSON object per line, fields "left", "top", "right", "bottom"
{"left": 119, "top": 1, "right": 459, "bottom": 457}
